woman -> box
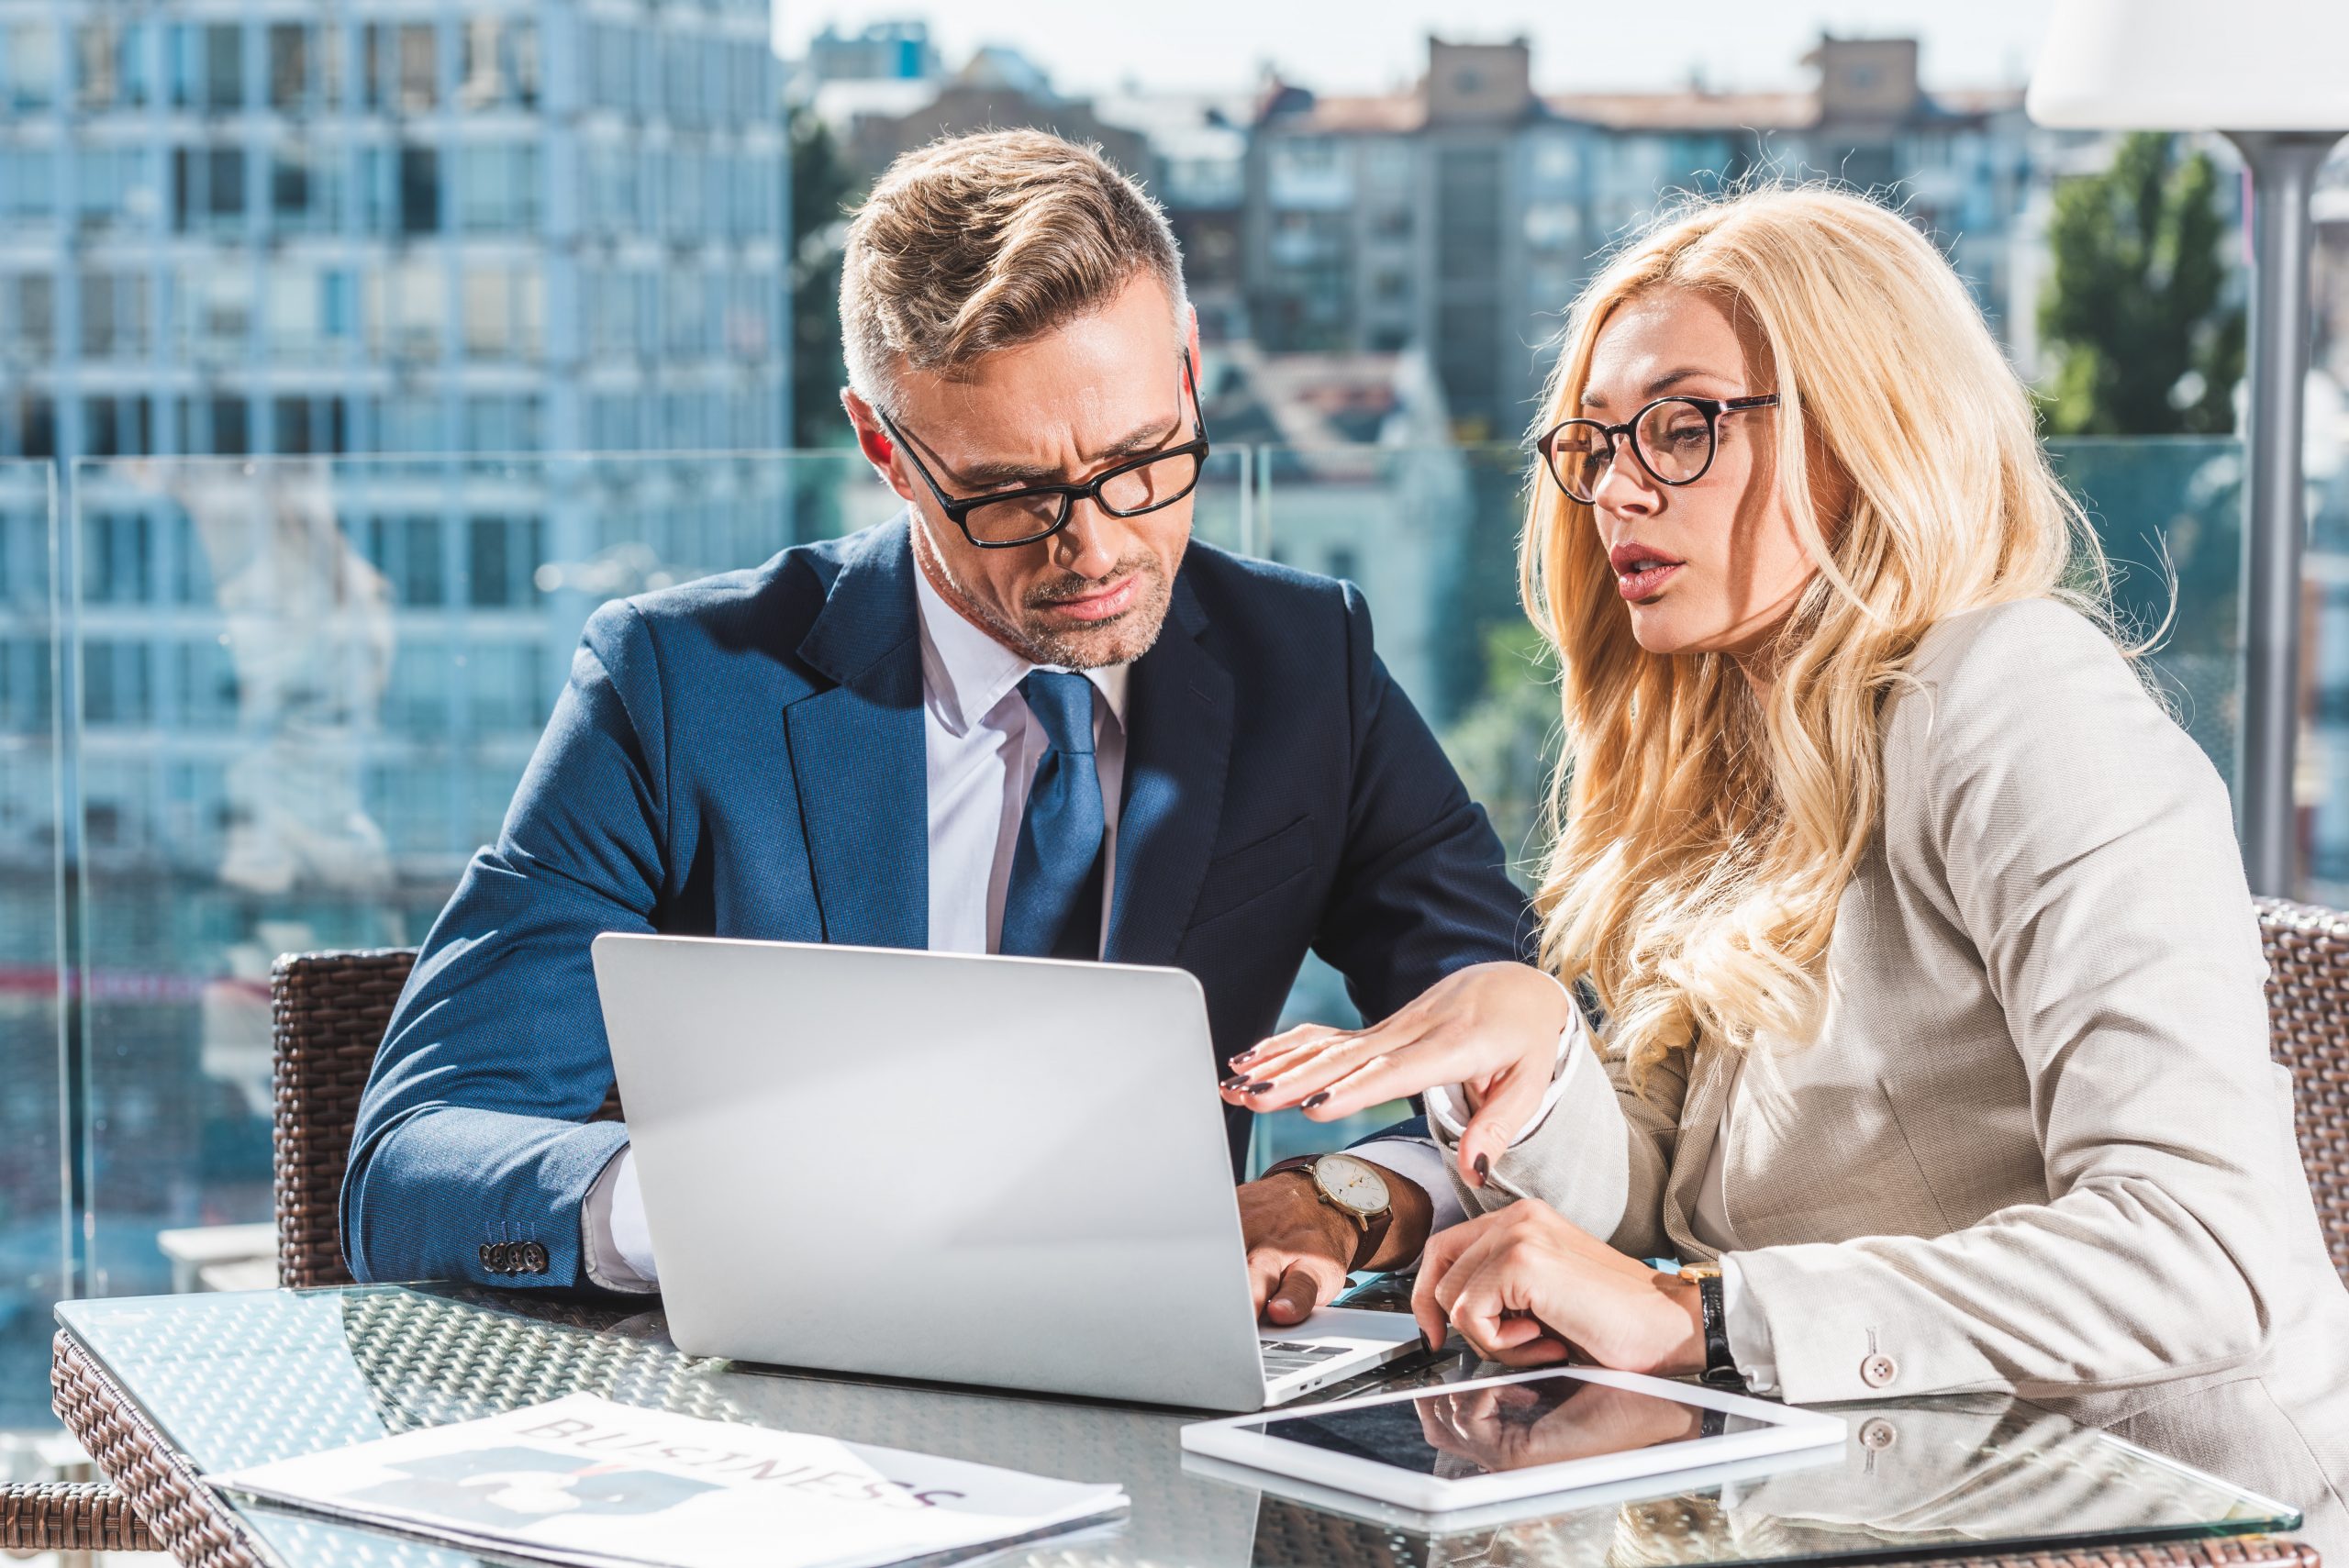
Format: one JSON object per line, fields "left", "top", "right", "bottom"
{"left": 1226, "top": 186, "right": 2347, "bottom": 1516}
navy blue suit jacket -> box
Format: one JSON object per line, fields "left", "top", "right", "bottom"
{"left": 342, "top": 517, "right": 1531, "bottom": 1287}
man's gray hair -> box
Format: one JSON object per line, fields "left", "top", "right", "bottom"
{"left": 840, "top": 128, "right": 1189, "bottom": 415}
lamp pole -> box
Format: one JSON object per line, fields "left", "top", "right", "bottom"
{"left": 2229, "top": 130, "right": 2343, "bottom": 897}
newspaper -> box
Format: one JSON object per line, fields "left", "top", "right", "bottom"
{"left": 208, "top": 1393, "right": 1130, "bottom": 1568}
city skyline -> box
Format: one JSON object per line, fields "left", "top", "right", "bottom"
{"left": 771, "top": 1, "right": 2056, "bottom": 95}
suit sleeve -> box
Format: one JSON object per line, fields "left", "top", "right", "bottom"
{"left": 1309, "top": 584, "right": 1537, "bottom": 1019}
{"left": 340, "top": 600, "right": 670, "bottom": 1288}
{"left": 1731, "top": 604, "right": 2292, "bottom": 1401}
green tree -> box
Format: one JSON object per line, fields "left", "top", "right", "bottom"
{"left": 2040, "top": 131, "right": 2244, "bottom": 437}
{"left": 790, "top": 108, "right": 863, "bottom": 449}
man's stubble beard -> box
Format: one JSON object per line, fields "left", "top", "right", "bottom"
{"left": 918, "top": 530, "right": 1177, "bottom": 671}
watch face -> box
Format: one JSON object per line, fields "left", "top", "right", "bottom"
{"left": 1314, "top": 1154, "right": 1391, "bottom": 1218}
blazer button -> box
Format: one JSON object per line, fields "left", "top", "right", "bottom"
{"left": 1858, "top": 1418, "right": 1898, "bottom": 1451}
{"left": 478, "top": 1244, "right": 496, "bottom": 1271}
{"left": 522, "top": 1241, "right": 550, "bottom": 1273}
{"left": 1860, "top": 1353, "right": 1898, "bottom": 1389}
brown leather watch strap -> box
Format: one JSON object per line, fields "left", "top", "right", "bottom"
{"left": 1265, "top": 1156, "right": 1392, "bottom": 1272}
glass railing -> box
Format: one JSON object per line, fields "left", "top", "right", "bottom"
{"left": 0, "top": 461, "right": 61, "bottom": 1430}
{"left": 0, "top": 433, "right": 2320, "bottom": 1422}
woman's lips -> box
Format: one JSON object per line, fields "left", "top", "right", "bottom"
{"left": 1608, "top": 544, "right": 1684, "bottom": 602}
{"left": 1039, "top": 574, "right": 1139, "bottom": 623}
{"left": 1615, "top": 561, "right": 1681, "bottom": 600}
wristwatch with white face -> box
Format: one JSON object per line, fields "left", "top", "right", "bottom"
{"left": 1267, "top": 1152, "right": 1395, "bottom": 1270}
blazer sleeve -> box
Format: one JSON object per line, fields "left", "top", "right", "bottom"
{"left": 1731, "top": 600, "right": 2290, "bottom": 1401}
{"left": 1438, "top": 1023, "right": 1685, "bottom": 1260}
{"left": 340, "top": 599, "right": 669, "bottom": 1288}
{"left": 1308, "top": 583, "right": 1537, "bottom": 1019}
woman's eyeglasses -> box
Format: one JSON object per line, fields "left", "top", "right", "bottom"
{"left": 1535, "top": 394, "right": 1779, "bottom": 505}
{"left": 879, "top": 352, "right": 1210, "bottom": 550}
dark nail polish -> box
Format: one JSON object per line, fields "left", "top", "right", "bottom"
{"left": 1474, "top": 1153, "right": 1491, "bottom": 1182}
{"left": 1302, "top": 1091, "right": 1330, "bottom": 1109}
{"left": 1246, "top": 1081, "right": 1274, "bottom": 1095}
{"left": 1220, "top": 1074, "right": 1249, "bottom": 1090}
{"left": 1229, "top": 1049, "right": 1258, "bottom": 1067}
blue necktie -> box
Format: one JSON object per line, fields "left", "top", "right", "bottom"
{"left": 999, "top": 671, "right": 1106, "bottom": 960}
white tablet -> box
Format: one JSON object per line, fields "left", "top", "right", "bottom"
{"left": 1179, "top": 1367, "right": 1845, "bottom": 1515}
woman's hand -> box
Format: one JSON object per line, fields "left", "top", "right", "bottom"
{"left": 1218, "top": 962, "right": 1575, "bottom": 1185}
{"left": 1412, "top": 1201, "right": 1706, "bottom": 1378}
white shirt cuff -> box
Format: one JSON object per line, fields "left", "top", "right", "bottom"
{"left": 1423, "top": 982, "right": 1589, "bottom": 1147}
{"left": 1346, "top": 1136, "right": 1466, "bottom": 1261}
{"left": 580, "top": 1145, "right": 660, "bottom": 1293}
{"left": 1720, "top": 1254, "right": 1778, "bottom": 1395}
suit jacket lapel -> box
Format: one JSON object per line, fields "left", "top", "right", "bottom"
{"left": 1662, "top": 1035, "right": 1734, "bottom": 1259}
{"left": 782, "top": 518, "right": 928, "bottom": 951}
{"left": 1104, "top": 574, "right": 1232, "bottom": 967}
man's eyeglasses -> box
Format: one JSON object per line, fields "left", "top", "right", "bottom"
{"left": 1535, "top": 394, "right": 1780, "bottom": 505}
{"left": 878, "top": 351, "right": 1211, "bottom": 550}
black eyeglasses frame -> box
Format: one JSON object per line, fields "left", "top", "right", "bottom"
{"left": 1535, "top": 394, "right": 1781, "bottom": 504}
{"left": 876, "top": 350, "right": 1211, "bottom": 550}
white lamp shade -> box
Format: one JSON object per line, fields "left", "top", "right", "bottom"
{"left": 2028, "top": 0, "right": 2349, "bottom": 131}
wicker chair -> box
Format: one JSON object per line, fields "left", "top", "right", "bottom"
{"left": 273, "top": 947, "right": 425, "bottom": 1288}
{"left": 2252, "top": 898, "right": 2349, "bottom": 1279}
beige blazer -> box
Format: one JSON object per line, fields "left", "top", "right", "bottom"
{"left": 1448, "top": 598, "right": 2349, "bottom": 1529}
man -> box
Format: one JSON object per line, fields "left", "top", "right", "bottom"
{"left": 342, "top": 129, "right": 1567, "bottom": 1318}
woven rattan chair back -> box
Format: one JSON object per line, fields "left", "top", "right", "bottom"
{"left": 2254, "top": 898, "right": 2349, "bottom": 1280}
{"left": 271, "top": 947, "right": 622, "bottom": 1288}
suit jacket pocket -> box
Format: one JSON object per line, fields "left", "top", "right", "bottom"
{"left": 1188, "top": 815, "right": 1315, "bottom": 929}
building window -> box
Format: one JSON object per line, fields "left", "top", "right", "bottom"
{"left": 4, "top": 21, "right": 61, "bottom": 110}
{"left": 0, "top": 150, "right": 54, "bottom": 220}
{"left": 75, "top": 21, "right": 120, "bottom": 109}
{"left": 395, "top": 23, "right": 435, "bottom": 111}
{"left": 451, "top": 143, "right": 539, "bottom": 233}
{"left": 208, "top": 395, "right": 249, "bottom": 455}
{"left": 173, "top": 145, "right": 247, "bottom": 228}
{"left": 467, "top": 515, "right": 545, "bottom": 605}
{"left": 396, "top": 146, "right": 438, "bottom": 234}
{"left": 83, "top": 396, "right": 154, "bottom": 458}
{"left": 266, "top": 23, "right": 307, "bottom": 111}
{"left": 184, "top": 264, "right": 253, "bottom": 357}
{"left": 201, "top": 22, "right": 241, "bottom": 111}
{"left": 456, "top": 18, "right": 540, "bottom": 109}
{"left": 6, "top": 273, "right": 56, "bottom": 357}
{"left": 272, "top": 397, "right": 307, "bottom": 454}
{"left": 80, "top": 270, "right": 152, "bottom": 358}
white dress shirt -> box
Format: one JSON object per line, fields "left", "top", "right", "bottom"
{"left": 580, "top": 562, "right": 1128, "bottom": 1290}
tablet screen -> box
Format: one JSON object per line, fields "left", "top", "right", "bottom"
{"left": 1255, "top": 1374, "right": 1733, "bottom": 1478}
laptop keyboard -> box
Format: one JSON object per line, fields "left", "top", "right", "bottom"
{"left": 1259, "top": 1340, "right": 1357, "bottom": 1379}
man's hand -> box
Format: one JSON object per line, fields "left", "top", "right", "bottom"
{"left": 1238, "top": 1167, "right": 1436, "bottom": 1327}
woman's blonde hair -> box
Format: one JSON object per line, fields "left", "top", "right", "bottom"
{"left": 1522, "top": 184, "right": 2112, "bottom": 1084}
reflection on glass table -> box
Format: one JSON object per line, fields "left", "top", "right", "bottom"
{"left": 51, "top": 1284, "right": 2317, "bottom": 1568}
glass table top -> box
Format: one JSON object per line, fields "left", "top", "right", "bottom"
{"left": 55, "top": 1285, "right": 2304, "bottom": 1568}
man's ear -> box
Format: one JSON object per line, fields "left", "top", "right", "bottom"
{"left": 841, "top": 386, "right": 916, "bottom": 503}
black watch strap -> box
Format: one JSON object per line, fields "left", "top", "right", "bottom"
{"left": 1698, "top": 1273, "right": 1742, "bottom": 1387}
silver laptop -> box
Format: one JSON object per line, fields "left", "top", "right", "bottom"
{"left": 589, "top": 933, "right": 1420, "bottom": 1412}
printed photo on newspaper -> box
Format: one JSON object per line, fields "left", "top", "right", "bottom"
{"left": 207, "top": 1393, "right": 1130, "bottom": 1568}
